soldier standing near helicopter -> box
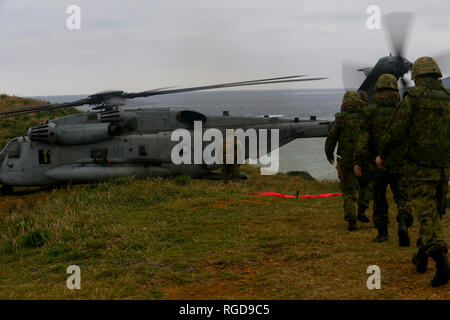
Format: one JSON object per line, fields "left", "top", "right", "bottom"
{"left": 377, "top": 57, "right": 449, "bottom": 287}
{"left": 325, "top": 91, "right": 367, "bottom": 231}
{"left": 354, "top": 74, "right": 413, "bottom": 246}
{"left": 221, "top": 132, "right": 242, "bottom": 184}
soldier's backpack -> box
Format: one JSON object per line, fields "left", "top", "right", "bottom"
{"left": 408, "top": 86, "right": 450, "bottom": 168}
{"left": 337, "top": 104, "right": 364, "bottom": 163}
{"left": 368, "top": 91, "right": 399, "bottom": 156}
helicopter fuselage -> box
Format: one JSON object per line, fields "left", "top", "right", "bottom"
{"left": 0, "top": 107, "right": 330, "bottom": 187}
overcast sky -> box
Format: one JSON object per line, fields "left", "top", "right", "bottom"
{"left": 0, "top": 0, "right": 449, "bottom": 96}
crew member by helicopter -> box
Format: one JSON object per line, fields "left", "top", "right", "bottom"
{"left": 221, "top": 132, "right": 243, "bottom": 184}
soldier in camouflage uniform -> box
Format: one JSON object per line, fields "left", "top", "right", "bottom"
{"left": 378, "top": 57, "right": 449, "bottom": 287}
{"left": 356, "top": 90, "right": 372, "bottom": 223}
{"left": 221, "top": 133, "right": 241, "bottom": 184}
{"left": 354, "top": 74, "right": 413, "bottom": 246}
{"left": 358, "top": 90, "right": 369, "bottom": 105}
{"left": 325, "top": 91, "right": 366, "bottom": 231}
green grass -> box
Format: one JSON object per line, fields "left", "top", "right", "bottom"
{"left": 0, "top": 167, "right": 448, "bottom": 299}
{"left": 0, "top": 94, "right": 81, "bottom": 149}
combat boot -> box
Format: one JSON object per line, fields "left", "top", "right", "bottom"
{"left": 347, "top": 220, "right": 357, "bottom": 231}
{"left": 412, "top": 248, "right": 428, "bottom": 274}
{"left": 357, "top": 205, "right": 370, "bottom": 223}
{"left": 430, "top": 249, "right": 449, "bottom": 287}
{"left": 372, "top": 226, "right": 388, "bottom": 243}
{"left": 397, "top": 215, "right": 410, "bottom": 247}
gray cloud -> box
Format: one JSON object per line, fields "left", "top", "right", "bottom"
{"left": 0, "top": 0, "right": 449, "bottom": 96}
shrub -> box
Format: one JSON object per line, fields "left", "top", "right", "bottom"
{"left": 22, "top": 230, "right": 50, "bottom": 248}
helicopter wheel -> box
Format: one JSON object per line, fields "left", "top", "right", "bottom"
{"left": 0, "top": 185, "right": 14, "bottom": 196}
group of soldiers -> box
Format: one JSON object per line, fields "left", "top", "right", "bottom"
{"left": 325, "top": 57, "right": 449, "bottom": 288}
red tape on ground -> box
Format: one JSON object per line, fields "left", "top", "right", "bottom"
{"left": 248, "top": 192, "right": 342, "bottom": 198}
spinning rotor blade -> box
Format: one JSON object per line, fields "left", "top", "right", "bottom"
{"left": 382, "top": 12, "right": 414, "bottom": 57}
{"left": 341, "top": 61, "right": 368, "bottom": 90}
{"left": 434, "top": 50, "right": 450, "bottom": 75}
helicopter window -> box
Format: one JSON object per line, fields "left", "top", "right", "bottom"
{"left": 139, "top": 145, "right": 147, "bottom": 156}
{"left": 0, "top": 140, "right": 14, "bottom": 164}
{"left": 0, "top": 151, "right": 6, "bottom": 165}
{"left": 8, "top": 141, "right": 21, "bottom": 159}
{"left": 39, "top": 149, "right": 51, "bottom": 164}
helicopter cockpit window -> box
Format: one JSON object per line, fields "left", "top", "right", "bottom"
{"left": 39, "top": 149, "right": 51, "bottom": 164}
{"left": 7, "top": 141, "right": 21, "bottom": 159}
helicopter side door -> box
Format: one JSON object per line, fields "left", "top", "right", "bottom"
{"left": 27, "top": 142, "right": 59, "bottom": 185}
{"left": 157, "top": 132, "right": 173, "bottom": 162}
{"left": 129, "top": 134, "right": 159, "bottom": 162}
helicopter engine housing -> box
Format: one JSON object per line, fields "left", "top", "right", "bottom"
{"left": 28, "top": 122, "right": 119, "bottom": 145}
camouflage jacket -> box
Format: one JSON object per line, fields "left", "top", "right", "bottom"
{"left": 360, "top": 100, "right": 368, "bottom": 110}
{"left": 222, "top": 135, "right": 244, "bottom": 164}
{"left": 354, "top": 90, "right": 401, "bottom": 169}
{"left": 325, "top": 103, "right": 364, "bottom": 167}
{"left": 379, "top": 78, "right": 450, "bottom": 179}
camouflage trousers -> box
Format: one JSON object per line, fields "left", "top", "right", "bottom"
{"left": 437, "top": 178, "right": 448, "bottom": 218}
{"left": 358, "top": 166, "right": 373, "bottom": 210}
{"left": 221, "top": 164, "right": 240, "bottom": 184}
{"left": 337, "top": 160, "right": 359, "bottom": 221}
{"left": 372, "top": 169, "right": 413, "bottom": 229}
{"left": 407, "top": 167, "right": 448, "bottom": 255}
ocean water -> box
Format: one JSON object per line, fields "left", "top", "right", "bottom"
{"left": 34, "top": 89, "right": 345, "bottom": 181}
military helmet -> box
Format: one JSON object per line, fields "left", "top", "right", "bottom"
{"left": 375, "top": 74, "right": 399, "bottom": 91}
{"left": 411, "top": 56, "right": 442, "bottom": 80}
{"left": 341, "top": 90, "right": 362, "bottom": 106}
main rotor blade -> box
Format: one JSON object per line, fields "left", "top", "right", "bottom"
{"left": 123, "top": 75, "right": 318, "bottom": 98}
{"left": 0, "top": 74, "right": 327, "bottom": 118}
{"left": 205, "top": 74, "right": 309, "bottom": 87}
{"left": 382, "top": 12, "right": 414, "bottom": 57}
{"left": 341, "top": 61, "right": 368, "bottom": 90}
{"left": 434, "top": 50, "right": 450, "bottom": 75}
{"left": 0, "top": 98, "right": 91, "bottom": 116}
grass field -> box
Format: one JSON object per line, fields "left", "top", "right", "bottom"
{"left": 0, "top": 166, "right": 448, "bottom": 300}
{"left": 0, "top": 95, "right": 448, "bottom": 299}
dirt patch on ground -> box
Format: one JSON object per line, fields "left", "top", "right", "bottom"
{"left": 163, "top": 277, "right": 256, "bottom": 300}
{"left": 163, "top": 259, "right": 285, "bottom": 299}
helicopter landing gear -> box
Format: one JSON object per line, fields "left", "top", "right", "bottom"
{"left": 0, "top": 185, "right": 14, "bottom": 196}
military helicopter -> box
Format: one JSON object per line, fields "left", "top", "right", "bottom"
{"left": 342, "top": 12, "right": 450, "bottom": 100}
{"left": 0, "top": 75, "right": 331, "bottom": 193}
